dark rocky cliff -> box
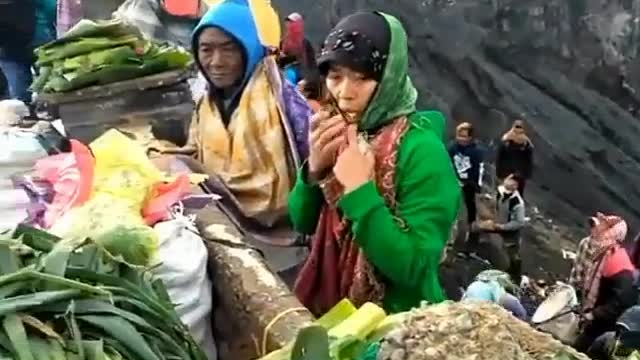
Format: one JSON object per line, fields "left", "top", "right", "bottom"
{"left": 275, "top": 0, "right": 640, "bottom": 254}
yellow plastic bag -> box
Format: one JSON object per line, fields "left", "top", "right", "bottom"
{"left": 205, "top": 0, "right": 281, "bottom": 48}
{"left": 90, "top": 129, "right": 164, "bottom": 204}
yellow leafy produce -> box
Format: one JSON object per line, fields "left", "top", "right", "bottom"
{"left": 259, "top": 301, "right": 387, "bottom": 360}
{"left": 50, "top": 130, "right": 166, "bottom": 266}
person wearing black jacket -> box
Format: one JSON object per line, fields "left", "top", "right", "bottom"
{"left": 496, "top": 120, "right": 533, "bottom": 196}
{"left": 449, "top": 122, "right": 484, "bottom": 227}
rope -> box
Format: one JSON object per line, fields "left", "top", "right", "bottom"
{"left": 260, "top": 307, "right": 310, "bottom": 356}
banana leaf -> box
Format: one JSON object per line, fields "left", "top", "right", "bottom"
{"left": 42, "top": 239, "right": 76, "bottom": 279}
{"left": 36, "top": 35, "right": 140, "bottom": 66}
{"left": 291, "top": 326, "right": 330, "bottom": 360}
{"left": 30, "top": 66, "right": 52, "bottom": 93}
{"left": 28, "top": 336, "right": 51, "bottom": 360}
{"left": 61, "top": 45, "right": 138, "bottom": 73}
{"left": 32, "top": 298, "right": 190, "bottom": 352}
{"left": 0, "top": 331, "right": 13, "bottom": 354}
{"left": 3, "top": 314, "right": 34, "bottom": 360}
{"left": 78, "top": 315, "right": 160, "bottom": 360}
{"left": 0, "top": 283, "right": 25, "bottom": 300}
{"left": 48, "top": 339, "right": 66, "bottom": 360}
{"left": 42, "top": 73, "right": 70, "bottom": 93}
{"left": 42, "top": 59, "right": 188, "bottom": 93}
{"left": 38, "top": 19, "right": 140, "bottom": 51}
{"left": 0, "top": 229, "right": 206, "bottom": 360}
{"left": 13, "top": 224, "right": 57, "bottom": 254}
{"left": 0, "top": 243, "right": 22, "bottom": 275}
{"left": 82, "top": 340, "right": 105, "bottom": 360}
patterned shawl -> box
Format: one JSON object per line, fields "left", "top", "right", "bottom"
{"left": 294, "top": 117, "right": 410, "bottom": 316}
{"left": 569, "top": 213, "right": 628, "bottom": 311}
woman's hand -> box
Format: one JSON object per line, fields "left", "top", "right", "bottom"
{"left": 334, "top": 126, "right": 375, "bottom": 193}
{"left": 308, "top": 111, "right": 347, "bottom": 182}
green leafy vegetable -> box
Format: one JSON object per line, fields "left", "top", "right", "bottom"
{"left": 0, "top": 226, "right": 206, "bottom": 360}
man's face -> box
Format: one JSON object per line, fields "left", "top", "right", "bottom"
{"left": 513, "top": 126, "right": 525, "bottom": 137}
{"left": 197, "top": 27, "right": 245, "bottom": 90}
{"left": 503, "top": 177, "right": 519, "bottom": 193}
{"left": 456, "top": 128, "right": 472, "bottom": 145}
{"left": 513, "top": 120, "right": 525, "bottom": 136}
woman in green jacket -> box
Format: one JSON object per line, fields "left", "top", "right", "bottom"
{"left": 291, "top": 11, "right": 461, "bottom": 315}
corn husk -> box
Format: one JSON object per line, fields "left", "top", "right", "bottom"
{"left": 33, "top": 19, "right": 193, "bottom": 93}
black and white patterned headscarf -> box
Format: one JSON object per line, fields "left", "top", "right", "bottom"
{"left": 317, "top": 11, "right": 391, "bottom": 81}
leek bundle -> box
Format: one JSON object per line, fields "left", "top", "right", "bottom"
{"left": 260, "top": 300, "right": 405, "bottom": 360}
{"left": 35, "top": 36, "right": 140, "bottom": 66}
{"left": 0, "top": 225, "right": 206, "bottom": 360}
{"left": 32, "top": 19, "right": 193, "bottom": 93}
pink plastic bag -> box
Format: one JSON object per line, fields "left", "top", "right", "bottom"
{"left": 143, "top": 174, "right": 191, "bottom": 225}
{"left": 35, "top": 140, "right": 94, "bottom": 228}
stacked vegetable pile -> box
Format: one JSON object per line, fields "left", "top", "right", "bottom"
{"left": 377, "top": 301, "right": 589, "bottom": 360}
{"left": 32, "top": 19, "right": 193, "bottom": 93}
{"left": 267, "top": 300, "right": 596, "bottom": 360}
{"left": 0, "top": 225, "right": 206, "bottom": 360}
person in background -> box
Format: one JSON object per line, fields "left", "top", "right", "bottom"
{"left": 628, "top": 232, "right": 640, "bottom": 278}
{"left": 56, "top": 0, "right": 82, "bottom": 37}
{"left": 0, "top": 0, "right": 35, "bottom": 103}
{"left": 186, "top": 0, "right": 312, "bottom": 285}
{"left": 449, "top": 122, "right": 484, "bottom": 229}
{"left": 469, "top": 174, "right": 526, "bottom": 282}
{"left": 463, "top": 270, "right": 528, "bottom": 320}
{"left": 279, "top": 12, "right": 316, "bottom": 86}
{"left": 290, "top": 11, "right": 460, "bottom": 315}
{"left": 496, "top": 119, "right": 533, "bottom": 197}
{"left": 586, "top": 305, "right": 640, "bottom": 360}
{"left": 297, "top": 77, "right": 323, "bottom": 112}
{"left": 570, "top": 213, "right": 638, "bottom": 353}
{"left": 34, "top": 0, "right": 57, "bottom": 48}
{"left": 0, "top": 0, "right": 56, "bottom": 103}
{"left": 494, "top": 174, "right": 526, "bottom": 282}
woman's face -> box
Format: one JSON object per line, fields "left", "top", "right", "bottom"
{"left": 325, "top": 65, "right": 378, "bottom": 121}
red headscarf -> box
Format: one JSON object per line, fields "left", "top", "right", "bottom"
{"left": 569, "top": 213, "right": 628, "bottom": 311}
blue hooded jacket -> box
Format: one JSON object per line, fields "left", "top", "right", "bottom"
{"left": 189, "top": 0, "right": 312, "bottom": 160}
{"left": 191, "top": 0, "right": 266, "bottom": 94}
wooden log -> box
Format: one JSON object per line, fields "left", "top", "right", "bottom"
{"left": 192, "top": 204, "right": 313, "bottom": 360}
{"left": 150, "top": 155, "right": 313, "bottom": 359}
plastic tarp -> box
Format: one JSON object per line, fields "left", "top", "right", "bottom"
{"left": 0, "top": 129, "right": 49, "bottom": 231}
{"left": 113, "top": 0, "right": 201, "bottom": 49}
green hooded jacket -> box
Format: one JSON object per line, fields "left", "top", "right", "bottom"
{"left": 288, "top": 13, "right": 461, "bottom": 313}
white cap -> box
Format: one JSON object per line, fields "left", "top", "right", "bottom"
{"left": 286, "top": 12, "right": 303, "bottom": 21}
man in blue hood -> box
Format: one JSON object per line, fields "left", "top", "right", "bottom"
{"left": 192, "top": 0, "right": 266, "bottom": 121}
{"left": 188, "top": 0, "right": 311, "bottom": 284}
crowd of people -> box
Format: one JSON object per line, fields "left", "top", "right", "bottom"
{"left": 185, "top": 3, "right": 640, "bottom": 357}
{"left": 2, "top": 0, "right": 640, "bottom": 358}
